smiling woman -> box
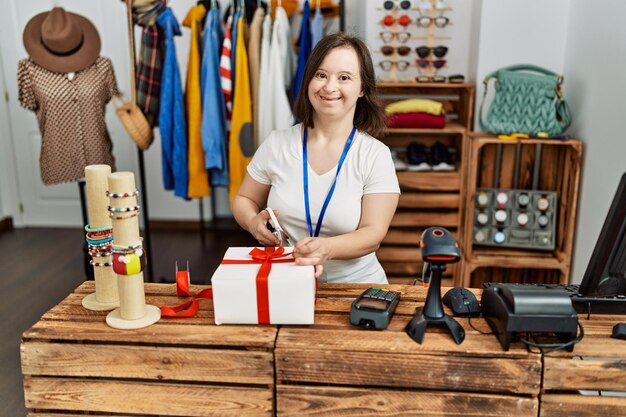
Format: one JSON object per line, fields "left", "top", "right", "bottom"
{"left": 232, "top": 33, "right": 400, "bottom": 284}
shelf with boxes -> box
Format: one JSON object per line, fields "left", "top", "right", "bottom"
{"left": 460, "top": 134, "right": 583, "bottom": 288}
{"left": 376, "top": 81, "right": 475, "bottom": 286}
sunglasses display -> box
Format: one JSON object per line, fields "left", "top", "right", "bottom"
{"left": 374, "top": 0, "right": 460, "bottom": 84}
{"left": 416, "top": 15, "right": 450, "bottom": 28}
{"left": 415, "top": 45, "right": 448, "bottom": 58}
{"left": 379, "top": 60, "right": 411, "bottom": 71}
{"left": 416, "top": 58, "right": 447, "bottom": 70}
{"left": 379, "top": 31, "right": 411, "bottom": 43}
{"left": 381, "top": 45, "right": 412, "bottom": 56}
{"left": 383, "top": 0, "right": 412, "bottom": 10}
{"left": 382, "top": 14, "right": 412, "bottom": 27}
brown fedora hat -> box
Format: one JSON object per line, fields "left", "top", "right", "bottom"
{"left": 23, "top": 7, "right": 101, "bottom": 73}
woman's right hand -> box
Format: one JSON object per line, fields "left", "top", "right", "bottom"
{"left": 247, "top": 209, "right": 280, "bottom": 246}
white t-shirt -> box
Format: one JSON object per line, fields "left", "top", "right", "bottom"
{"left": 247, "top": 124, "right": 401, "bottom": 284}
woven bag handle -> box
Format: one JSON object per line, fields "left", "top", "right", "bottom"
{"left": 125, "top": 0, "right": 137, "bottom": 106}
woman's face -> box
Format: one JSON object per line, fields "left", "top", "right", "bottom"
{"left": 308, "top": 46, "right": 364, "bottom": 124}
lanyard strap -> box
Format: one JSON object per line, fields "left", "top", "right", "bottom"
{"left": 303, "top": 126, "right": 357, "bottom": 237}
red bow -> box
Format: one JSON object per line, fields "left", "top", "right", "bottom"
{"left": 221, "top": 247, "right": 295, "bottom": 324}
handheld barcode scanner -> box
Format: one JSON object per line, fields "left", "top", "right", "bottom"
{"left": 406, "top": 227, "right": 465, "bottom": 345}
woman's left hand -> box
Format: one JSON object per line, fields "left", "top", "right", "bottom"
{"left": 293, "top": 237, "right": 332, "bottom": 274}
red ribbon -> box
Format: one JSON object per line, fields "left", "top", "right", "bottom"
{"left": 220, "top": 247, "right": 295, "bottom": 324}
{"left": 161, "top": 247, "right": 294, "bottom": 321}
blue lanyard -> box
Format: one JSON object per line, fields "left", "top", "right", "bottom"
{"left": 303, "top": 127, "right": 357, "bottom": 237}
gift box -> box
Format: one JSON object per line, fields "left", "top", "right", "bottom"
{"left": 211, "top": 247, "right": 316, "bottom": 325}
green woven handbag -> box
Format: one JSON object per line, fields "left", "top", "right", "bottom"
{"left": 479, "top": 64, "right": 572, "bottom": 136}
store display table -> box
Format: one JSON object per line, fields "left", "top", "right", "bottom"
{"left": 21, "top": 282, "right": 626, "bottom": 416}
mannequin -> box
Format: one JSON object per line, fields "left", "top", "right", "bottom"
{"left": 18, "top": 7, "right": 120, "bottom": 186}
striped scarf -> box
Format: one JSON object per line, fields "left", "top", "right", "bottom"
{"left": 132, "top": 0, "right": 165, "bottom": 127}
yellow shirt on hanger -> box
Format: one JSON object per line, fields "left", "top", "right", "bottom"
{"left": 229, "top": 16, "right": 253, "bottom": 205}
{"left": 183, "top": 4, "right": 210, "bottom": 198}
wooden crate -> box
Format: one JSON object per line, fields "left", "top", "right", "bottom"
{"left": 461, "top": 135, "right": 583, "bottom": 287}
{"left": 539, "top": 314, "right": 626, "bottom": 416}
{"left": 21, "top": 282, "right": 276, "bottom": 417}
{"left": 275, "top": 285, "right": 541, "bottom": 417}
{"left": 377, "top": 82, "right": 475, "bottom": 286}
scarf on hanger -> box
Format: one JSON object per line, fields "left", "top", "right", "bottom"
{"left": 132, "top": 0, "right": 166, "bottom": 127}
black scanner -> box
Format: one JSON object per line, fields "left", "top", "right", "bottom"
{"left": 443, "top": 288, "right": 481, "bottom": 316}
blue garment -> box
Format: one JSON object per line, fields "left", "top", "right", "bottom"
{"left": 292, "top": 0, "right": 312, "bottom": 101}
{"left": 157, "top": 8, "right": 189, "bottom": 200}
{"left": 229, "top": 11, "right": 240, "bottom": 98}
{"left": 311, "top": 7, "right": 323, "bottom": 48}
{"left": 200, "top": 9, "right": 229, "bottom": 187}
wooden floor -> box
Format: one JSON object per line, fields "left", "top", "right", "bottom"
{"left": 0, "top": 221, "right": 254, "bottom": 417}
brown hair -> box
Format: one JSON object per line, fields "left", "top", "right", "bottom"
{"left": 293, "top": 32, "right": 387, "bottom": 138}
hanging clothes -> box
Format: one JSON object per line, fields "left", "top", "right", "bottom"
{"left": 230, "top": 11, "right": 240, "bottom": 98}
{"left": 132, "top": 0, "right": 166, "bottom": 127}
{"left": 259, "top": 6, "right": 294, "bottom": 145}
{"left": 183, "top": 4, "right": 210, "bottom": 198}
{"left": 157, "top": 8, "right": 188, "bottom": 200}
{"left": 257, "top": 13, "right": 272, "bottom": 145}
{"left": 292, "top": 0, "right": 312, "bottom": 101}
{"left": 311, "top": 4, "right": 324, "bottom": 48}
{"left": 201, "top": 8, "right": 229, "bottom": 187}
{"left": 247, "top": 7, "right": 265, "bottom": 150}
{"left": 274, "top": 6, "right": 295, "bottom": 90}
{"left": 228, "top": 16, "right": 253, "bottom": 204}
{"left": 220, "top": 15, "right": 233, "bottom": 133}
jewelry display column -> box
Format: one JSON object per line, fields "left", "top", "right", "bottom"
{"left": 82, "top": 165, "right": 119, "bottom": 311}
{"left": 105, "top": 172, "right": 160, "bottom": 329}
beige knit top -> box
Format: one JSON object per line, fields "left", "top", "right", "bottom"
{"left": 17, "top": 56, "right": 120, "bottom": 185}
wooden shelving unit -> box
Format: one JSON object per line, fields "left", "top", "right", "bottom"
{"left": 460, "top": 135, "right": 583, "bottom": 287}
{"left": 376, "top": 82, "right": 475, "bottom": 286}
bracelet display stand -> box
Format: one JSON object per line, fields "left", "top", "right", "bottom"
{"left": 105, "top": 172, "right": 160, "bottom": 329}
{"left": 82, "top": 165, "right": 120, "bottom": 311}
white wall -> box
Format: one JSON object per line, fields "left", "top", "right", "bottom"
{"left": 563, "top": 0, "right": 626, "bottom": 283}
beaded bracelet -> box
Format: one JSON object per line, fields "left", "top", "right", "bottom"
{"left": 111, "top": 241, "right": 143, "bottom": 254}
{"left": 106, "top": 190, "right": 139, "bottom": 198}
{"left": 90, "top": 260, "right": 113, "bottom": 267}
{"left": 89, "top": 250, "right": 112, "bottom": 257}
{"left": 85, "top": 229, "right": 113, "bottom": 238}
{"left": 88, "top": 240, "right": 112, "bottom": 249}
{"left": 108, "top": 205, "right": 141, "bottom": 213}
{"left": 109, "top": 211, "right": 140, "bottom": 220}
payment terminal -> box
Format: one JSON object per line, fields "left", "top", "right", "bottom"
{"left": 350, "top": 287, "right": 400, "bottom": 330}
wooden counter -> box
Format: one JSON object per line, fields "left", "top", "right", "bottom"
{"left": 21, "top": 282, "right": 626, "bottom": 416}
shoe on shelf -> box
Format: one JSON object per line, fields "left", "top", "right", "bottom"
{"left": 391, "top": 148, "right": 408, "bottom": 171}
{"left": 406, "top": 142, "right": 431, "bottom": 171}
{"left": 430, "top": 141, "right": 455, "bottom": 171}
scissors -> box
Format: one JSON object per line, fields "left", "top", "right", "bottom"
{"left": 265, "top": 208, "right": 294, "bottom": 247}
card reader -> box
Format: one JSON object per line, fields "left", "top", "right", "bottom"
{"left": 350, "top": 288, "right": 400, "bottom": 330}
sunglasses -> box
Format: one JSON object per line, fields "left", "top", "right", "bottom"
{"left": 415, "top": 74, "right": 447, "bottom": 83}
{"left": 380, "top": 31, "right": 411, "bottom": 43}
{"left": 381, "top": 45, "right": 411, "bottom": 56}
{"left": 379, "top": 60, "right": 411, "bottom": 71}
{"left": 415, "top": 45, "right": 448, "bottom": 58}
{"left": 383, "top": 0, "right": 412, "bottom": 10}
{"left": 416, "top": 58, "right": 447, "bottom": 70}
{"left": 382, "top": 14, "right": 412, "bottom": 27}
{"left": 419, "top": 0, "right": 448, "bottom": 12}
{"left": 415, "top": 74, "right": 465, "bottom": 83}
{"left": 416, "top": 15, "right": 450, "bottom": 28}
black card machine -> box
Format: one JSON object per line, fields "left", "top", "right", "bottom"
{"left": 350, "top": 288, "right": 400, "bottom": 330}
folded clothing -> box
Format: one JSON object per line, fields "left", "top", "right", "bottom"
{"left": 387, "top": 111, "right": 446, "bottom": 129}
{"left": 385, "top": 98, "right": 443, "bottom": 116}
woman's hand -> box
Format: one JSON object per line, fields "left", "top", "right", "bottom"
{"left": 246, "top": 210, "right": 280, "bottom": 246}
{"left": 294, "top": 237, "right": 332, "bottom": 278}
